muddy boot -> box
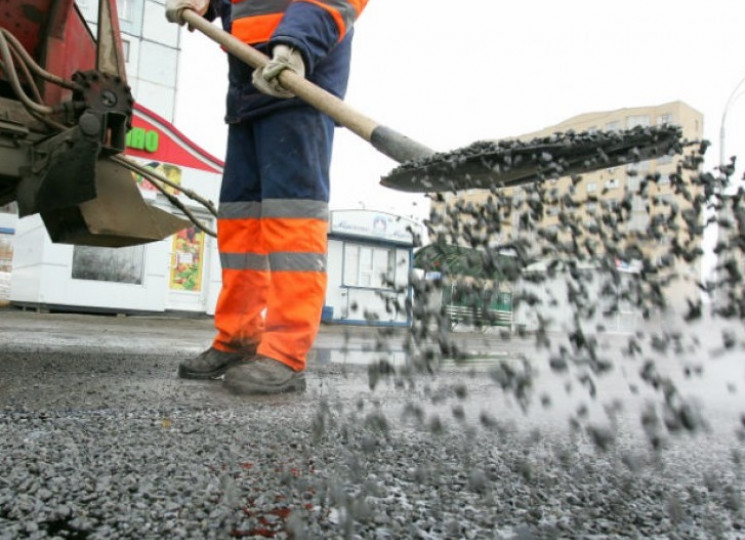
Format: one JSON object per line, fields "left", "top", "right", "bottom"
{"left": 178, "top": 347, "right": 253, "bottom": 379}
{"left": 223, "top": 356, "right": 306, "bottom": 395}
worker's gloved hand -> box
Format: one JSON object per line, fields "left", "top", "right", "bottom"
{"left": 165, "top": 0, "right": 209, "bottom": 25}
{"left": 252, "top": 45, "right": 305, "bottom": 99}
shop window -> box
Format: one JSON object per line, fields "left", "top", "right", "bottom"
{"left": 343, "top": 243, "right": 396, "bottom": 289}
{"left": 359, "top": 246, "right": 373, "bottom": 287}
{"left": 72, "top": 245, "right": 144, "bottom": 284}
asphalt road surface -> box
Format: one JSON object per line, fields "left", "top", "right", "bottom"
{"left": 1, "top": 309, "right": 744, "bottom": 539}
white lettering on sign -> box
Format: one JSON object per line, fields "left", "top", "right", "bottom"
{"left": 330, "top": 210, "right": 419, "bottom": 244}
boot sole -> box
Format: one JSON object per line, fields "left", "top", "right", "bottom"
{"left": 178, "top": 358, "right": 245, "bottom": 380}
{"left": 224, "top": 374, "right": 307, "bottom": 395}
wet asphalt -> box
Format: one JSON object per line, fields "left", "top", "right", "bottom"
{"left": 1, "top": 308, "right": 744, "bottom": 539}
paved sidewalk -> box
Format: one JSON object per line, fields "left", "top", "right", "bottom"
{"left": 0, "top": 307, "right": 401, "bottom": 352}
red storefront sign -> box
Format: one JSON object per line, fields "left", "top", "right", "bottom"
{"left": 125, "top": 103, "right": 224, "bottom": 174}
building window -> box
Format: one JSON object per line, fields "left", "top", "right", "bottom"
{"left": 122, "top": 39, "right": 130, "bottom": 62}
{"left": 602, "top": 198, "right": 620, "bottom": 211}
{"left": 605, "top": 178, "right": 620, "bottom": 190}
{"left": 116, "top": 0, "right": 135, "bottom": 21}
{"left": 627, "top": 173, "right": 641, "bottom": 192}
{"left": 584, "top": 218, "right": 597, "bottom": 228}
{"left": 657, "top": 113, "right": 674, "bottom": 125}
{"left": 71, "top": 245, "right": 144, "bottom": 284}
{"left": 657, "top": 154, "right": 673, "bottom": 166}
{"left": 627, "top": 115, "right": 650, "bottom": 129}
{"left": 605, "top": 121, "right": 621, "bottom": 132}
{"left": 654, "top": 194, "right": 675, "bottom": 206}
{"left": 627, "top": 160, "right": 650, "bottom": 176}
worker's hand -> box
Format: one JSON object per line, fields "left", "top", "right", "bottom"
{"left": 165, "top": 0, "right": 208, "bottom": 25}
{"left": 252, "top": 45, "right": 305, "bottom": 99}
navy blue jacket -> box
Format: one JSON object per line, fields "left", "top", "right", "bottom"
{"left": 207, "top": 0, "right": 354, "bottom": 123}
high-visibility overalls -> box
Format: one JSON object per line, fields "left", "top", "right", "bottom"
{"left": 210, "top": 0, "right": 368, "bottom": 371}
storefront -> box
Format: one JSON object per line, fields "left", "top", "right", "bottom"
{"left": 9, "top": 104, "right": 223, "bottom": 314}
{"left": 324, "top": 209, "right": 420, "bottom": 327}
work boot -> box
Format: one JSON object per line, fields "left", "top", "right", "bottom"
{"left": 178, "top": 347, "right": 253, "bottom": 379}
{"left": 223, "top": 356, "right": 306, "bottom": 395}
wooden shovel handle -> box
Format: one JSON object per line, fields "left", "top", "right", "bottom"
{"left": 181, "top": 9, "right": 435, "bottom": 164}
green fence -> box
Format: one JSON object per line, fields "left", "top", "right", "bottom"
{"left": 442, "top": 285, "right": 512, "bottom": 327}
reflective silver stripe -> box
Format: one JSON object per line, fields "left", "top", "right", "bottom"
{"left": 231, "top": 0, "right": 291, "bottom": 20}
{"left": 262, "top": 199, "right": 329, "bottom": 220}
{"left": 270, "top": 252, "right": 326, "bottom": 272}
{"left": 219, "top": 200, "right": 328, "bottom": 220}
{"left": 218, "top": 202, "right": 261, "bottom": 220}
{"left": 314, "top": 0, "right": 358, "bottom": 31}
{"left": 220, "top": 252, "right": 269, "bottom": 271}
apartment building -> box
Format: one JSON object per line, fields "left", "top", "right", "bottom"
{"left": 429, "top": 101, "right": 705, "bottom": 331}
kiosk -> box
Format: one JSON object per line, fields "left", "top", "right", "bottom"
{"left": 324, "top": 209, "right": 420, "bottom": 327}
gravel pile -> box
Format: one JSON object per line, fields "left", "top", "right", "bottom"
{"left": 1, "top": 378, "right": 744, "bottom": 539}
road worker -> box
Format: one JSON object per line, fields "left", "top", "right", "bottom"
{"left": 165, "top": 0, "right": 368, "bottom": 394}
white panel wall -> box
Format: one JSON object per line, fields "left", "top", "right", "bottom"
{"left": 123, "top": 36, "right": 141, "bottom": 82}
{"left": 9, "top": 216, "right": 48, "bottom": 303}
{"left": 142, "top": 0, "right": 179, "bottom": 47}
{"left": 135, "top": 80, "right": 176, "bottom": 121}
{"left": 138, "top": 41, "right": 178, "bottom": 87}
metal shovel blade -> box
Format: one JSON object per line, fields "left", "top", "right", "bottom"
{"left": 40, "top": 158, "right": 189, "bottom": 247}
{"left": 380, "top": 125, "right": 684, "bottom": 193}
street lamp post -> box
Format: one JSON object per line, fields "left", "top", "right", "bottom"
{"left": 712, "top": 72, "right": 745, "bottom": 308}
{"left": 719, "top": 73, "right": 745, "bottom": 168}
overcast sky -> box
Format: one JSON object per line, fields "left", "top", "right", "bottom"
{"left": 174, "top": 0, "right": 745, "bottom": 222}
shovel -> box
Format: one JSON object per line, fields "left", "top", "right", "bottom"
{"left": 182, "top": 10, "right": 682, "bottom": 193}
